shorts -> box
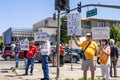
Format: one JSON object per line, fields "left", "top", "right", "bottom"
{"left": 82, "top": 60, "right": 96, "bottom": 71}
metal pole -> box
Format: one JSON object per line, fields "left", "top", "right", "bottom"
{"left": 70, "top": 36, "right": 73, "bottom": 71}
{"left": 56, "top": 10, "right": 60, "bottom": 78}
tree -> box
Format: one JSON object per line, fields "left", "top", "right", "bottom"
{"left": 60, "top": 15, "right": 70, "bottom": 44}
{"left": 110, "top": 25, "right": 120, "bottom": 43}
{"left": 56, "top": 15, "right": 70, "bottom": 44}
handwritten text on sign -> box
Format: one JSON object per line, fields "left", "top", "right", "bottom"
{"left": 34, "top": 32, "right": 50, "bottom": 41}
{"left": 20, "top": 39, "right": 29, "bottom": 50}
{"left": 92, "top": 27, "right": 110, "bottom": 40}
{"left": 67, "top": 13, "right": 81, "bottom": 35}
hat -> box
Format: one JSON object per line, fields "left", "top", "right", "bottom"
{"left": 86, "top": 33, "right": 91, "bottom": 36}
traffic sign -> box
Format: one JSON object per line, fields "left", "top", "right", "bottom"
{"left": 86, "top": 8, "right": 97, "bottom": 17}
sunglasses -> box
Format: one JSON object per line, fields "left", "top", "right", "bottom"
{"left": 86, "top": 35, "right": 91, "bottom": 37}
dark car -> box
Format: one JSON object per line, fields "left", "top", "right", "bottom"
{"left": 2, "top": 46, "right": 24, "bottom": 61}
{"left": 64, "top": 47, "right": 81, "bottom": 63}
{"left": 71, "top": 48, "right": 83, "bottom": 58}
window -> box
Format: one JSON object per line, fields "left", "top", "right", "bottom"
{"left": 98, "top": 21, "right": 105, "bottom": 27}
{"left": 86, "top": 21, "right": 92, "bottom": 29}
{"left": 108, "top": 22, "right": 116, "bottom": 27}
{"left": 45, "top": 20, "right": 48, "bottom": 26}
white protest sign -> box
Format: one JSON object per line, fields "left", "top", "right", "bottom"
{"left": 34, "top": 32, "right": 50, "bottom": 41}
{"left": 20, "top": 39, "right": 29, "bottom": 50}
{"left": 67, "top": 13, "right": 81, "bottom": 35}
{"left": 92, "top": 27, "right": 110, "bottom": 40}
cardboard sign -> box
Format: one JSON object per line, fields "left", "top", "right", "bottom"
{"left": 98, "top": 52, "right": 109, "bottom": 65}
{"left": 20, "top": 39, "right": 29, "bottom": 50}
{"left": 34, "top": 32, "right": 50, "bottom": 41}
{"left": 67, "top": 13, "right": 81, "bottom": 35}
{"left": 92, "top": 27, "right": 110, "bottom": 40}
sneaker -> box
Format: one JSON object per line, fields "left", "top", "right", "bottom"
{"left": 41, "top": 78, "right": 49, "bottom": 80}
{"left": 41, "top": 78, "right": 44, "bottom": 80}
{"left": 23, "top": 73, "right": 28, "bottom": 76}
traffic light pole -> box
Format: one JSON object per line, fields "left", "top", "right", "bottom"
{"left": 56, "top": 10, "right": 60, "bottom": 78}
{"left": 60, "top": 3, "right": 120, "bottom": 15}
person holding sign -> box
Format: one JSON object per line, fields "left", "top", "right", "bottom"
{"left": 98, "top": 39, "right": 111, "bottom": 80}
{"left": 73, "top": 33, "right": 98, "bottom": 80}
{"left": 40, "top": 40, "right": 51, "bottom": 80}
{"left": 23, "top": 41, "right": 38, "bottom": 75}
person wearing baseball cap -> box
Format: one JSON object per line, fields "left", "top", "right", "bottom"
{"left": 73, "top": 32, "right": 98, "bottom": 80}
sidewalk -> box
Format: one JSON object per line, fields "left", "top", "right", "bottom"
{"left": 1, "top": 63, "right": 120, "bottom": 80}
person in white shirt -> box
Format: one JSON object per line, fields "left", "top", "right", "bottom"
{"left": 99, "top": 39, "right": 111, "bottom": 80}
{"left": 40, "top": 40, "right": 51, "bottom": 80}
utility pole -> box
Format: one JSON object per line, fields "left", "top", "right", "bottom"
{"left": 55, "top": 0, "right": 69, "bottom": 78}
{"left": 56, "top": 9, "right": 60, "bottom": 78}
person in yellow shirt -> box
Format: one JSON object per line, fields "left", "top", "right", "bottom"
{"left": 73, "top": 33, "right": 98, "bottom": 80}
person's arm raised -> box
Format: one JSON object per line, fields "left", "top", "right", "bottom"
{"left": 73, "top": 34, "right": 80, "bottom": 47}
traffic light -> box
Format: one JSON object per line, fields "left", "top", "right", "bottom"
{"left": 55, "top": 0, "right": 69, "bottom": 11}
{"left": 77, "top": 2, "right": 81, "bottom": 13}
{"left": 53, "top": 12, "right": 56, "bottom": 20}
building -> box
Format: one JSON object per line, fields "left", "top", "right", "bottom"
{"left": 3, "top": 27, "right": 34, "bottom": 44}
{"left": 33, "top": 17, "right": 58, "bottom": 43}
{"left": 81, "top": 18, "right": 120, "bottom": 35}
{"left": 33, "top": 17, "right": 120, "bottom": 48}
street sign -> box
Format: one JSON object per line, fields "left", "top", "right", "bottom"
{"left": 92, "top": 27, "right": 110, "bottom": 40}
{"left": 20, "top": 39, "right": 29, "bottom": 51}
{"left": 67, "top": 13, "right": 81, "bottom": 35}
{"left": 86, "top": 8, "right": 97, "bottom": 17}
{"left": 34, "top": 32, "right": 50, "bottom": 41}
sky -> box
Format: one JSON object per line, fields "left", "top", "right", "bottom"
{"left": 0, "top": 0, "right": 120, "bottom": 34}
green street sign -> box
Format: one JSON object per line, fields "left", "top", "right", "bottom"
{"left": 86, "top": 8, "right": 97, "bottom": 17}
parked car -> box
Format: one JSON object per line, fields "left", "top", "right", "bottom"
{"left": 2, "top": 46, "right": 24, "bottom": 61}
{"left": 71, "top": 48, "right": 83, "bottom": 58}
{"left": 64, "top": 47, "right": 81, "bottom": 63}
{"left": 35, "top": 46, "right": 56, "bottom": 62}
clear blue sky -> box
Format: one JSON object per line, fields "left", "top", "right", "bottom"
{"left": 0, "top": 0, "right": 120, "bottom": 34}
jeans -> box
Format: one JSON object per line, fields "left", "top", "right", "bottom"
{"left": 25, "top": 58, "right": 34, "bottom": 74}
{"left": 42, "top": 55, "right": 49, "bottom": 78}
{"left": 15, "top": 53, "right": 19, "bottom": 68}
{"left": 60, "top": 56, "right": 64, "bottom": 66}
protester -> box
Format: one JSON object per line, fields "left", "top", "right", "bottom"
{"left": 14, "top": 42, "right": 20, "bottom": 68}
{"left": 23, "top": 41, "right": 38, "bottom": 75}
{"left": 73, "top": 33, "right": 98, "bottom": 80}
{"left": 110, "top": 39, "right": 119, "bottom": 77}
{"left": 99, "top": 39, "right": 111, "bottom": 80}
{"left": 51, "top": 46, "right": 57, "bottom": 67}
{"left": 40, "top": 40, "right": 51, "bottom": 80}
{"left": 60, "top": 44, "right": 65, "bottom": 67}
{"left": 24, "top": 50, "right": 27, "bottom": 67}
{"left": 11, "top": 42, "right": 16, "bottom": 56}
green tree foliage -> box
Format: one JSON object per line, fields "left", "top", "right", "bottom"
{"left": 60, "top": 15, "right": 70, "bottom": 44}
{"left": 110, "top": 25, "right": 120, "bottom": 42}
